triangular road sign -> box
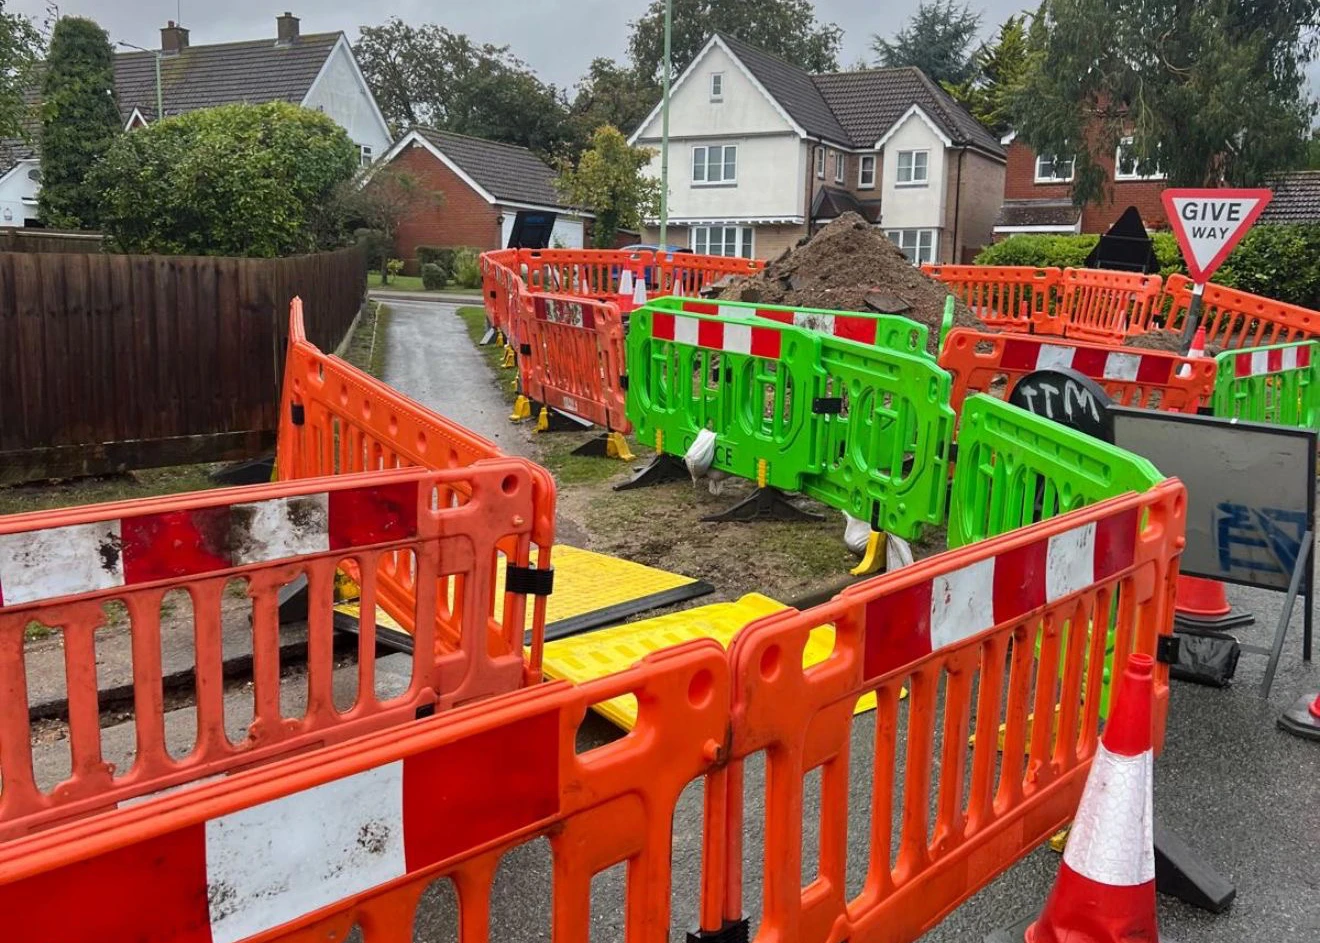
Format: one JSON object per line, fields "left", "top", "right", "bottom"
{"left": 1162, "top": 188, "right": 1272, "bottom": 282}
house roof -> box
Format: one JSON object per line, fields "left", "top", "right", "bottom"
{"left": 411, "top": 127, "right": 568, "bottom": 209}
{"left": 811, "top": 186, "right": 881, "bottom": 223}
{"left": 1260, "top": 170, "right": 1320, "bottom": 224}
{"left": 994, "top": 199, "right": 1081, "bottom": 231}
{"left": 711, "top": 34, "right": 1003, "bottom": 157}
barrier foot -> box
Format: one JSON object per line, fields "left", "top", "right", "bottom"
{"left": 501, "top": 346, "right": 516, "bottom": 368}
{"left": 572, "top": 431, "right": 636, "bottom": 461}
{"left": 614, "top": 453, "right": 688, "bottom": 491}
{"left": 509, "top": 395, "right": 533, "bottom": 423}
{"left": 1155, "top": 821, "right": 1236, "bottom": 913}
{"left": 1277, "top": 690, "right": 1320, "bottom": 740}
{"left": 479, "top": 324, "right": 496, "bottom": 346}
{"left": 686, "top": 920, "right": 749, "bottom": 943}
{"left": 702, "top": 487, "right": 823, "bottom": 523}
{"left": 210, "top": 453, "right": 276, "bottom": 486}
{"left": 276, "top": 574, "right": 309, "bottom": 624}
{"left": 849, "top": 531, "right": 886, "bottom": 576}
{"left": 537, "top": 407, "right": 595, "bottom": 433}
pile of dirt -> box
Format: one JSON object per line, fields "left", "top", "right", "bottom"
{"left": 714, "top": 212, "right": 980, "bottom": 354}
{"left": 1123, "top": 329, "right": 1222, "bottom": 357}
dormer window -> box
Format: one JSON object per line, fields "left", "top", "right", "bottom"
{"left": 710, "top": 73, "right": 723, "bottom": 102}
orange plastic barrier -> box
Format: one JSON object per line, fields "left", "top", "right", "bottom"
{"left": 275, "top": 301, "right": 557, "bottom": 681}
{"left": 659, "top": 252, "right": 763, "bottom": 296}
{"left": 521, "top": 292, "right": 631, "bottom": 433}
{"left": 939, "top": 328, "right": 1216, "bottom": 416}
{"left": 704, "top": 481, "right": 1185, "bottom": 943}
{"left": 0, "top": 641, "right": 728, "bottom": 943}
{"left": 923, "top": 264, "right": 1060, "bottom": 333}
{"left": 1055, "top": 268, "right": 1163, "bottom": 343}
{"left": 0, "top": 465, "right": 545, "bottom": 841}
{"left": 480, "top": 248, "right": 523, "bottom": 337}
{"left": 1162, "top": 273, "right": 1320, "bottom": 349}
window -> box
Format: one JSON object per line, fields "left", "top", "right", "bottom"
{"left": 1034, "top": 154, "right": 1074, "bottom": 183}
{"left": 896, "top": 150, "right": 929, "bottom": 185}
{"left": 815, "top": 147, "right": 825, "bottom": 179}
{"left": 359, "top": 144, "right": 373, "bottom": 167}
{"left": 710, "top": 73, "right": 723, "bottom": 101}
{"left": 1114, "top": 136, "right": 1165, "bottom": 181}
{"left": 885, "top": 229, "right": 937, "bottom": 265}
{"left": 858, "top": 154, "right": 876, "bottom": 188}
{"left": 692, "top": 144, "right": 737, "bottom": 185}
{"left": 834, "top": 151, "right": 845, "bottom": 184}
{"left": 691, "top": 225, "right": 754, "bottom": 258}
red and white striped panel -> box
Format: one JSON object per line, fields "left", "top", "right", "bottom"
{"left": 679, "top": 299, "right": 880, "bottom": 345}
{"left": 3, "top": 712, "right": 560, "bottom": 943}
{"left": 651, "top": 310, "right": 783, "bottom": 359}
{"left": 1233, "top": 343, "right": 1313, "bottom": 378}
{"left": 1000, "top": 337, "right": 1178, "bottom": 384}
{"left": 533, "top": 296, "right": 597, "bottom": 329}
{"left": 862, "top": 507, "right": 1139, "bottom": 679}
{"left": 0, "top": 482, "right": 419, "bottom": 608}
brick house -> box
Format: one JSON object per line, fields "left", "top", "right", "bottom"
{"left": 994, "top": 132, "right": 1168, "bottom": 237}
{"left": 381, "top": 128, "right": 591, "bottom": 262}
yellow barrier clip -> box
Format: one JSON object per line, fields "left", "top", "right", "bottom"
{"left": 606, "top": 431, "right": 636, "bottom": 461}
{"left": 849, "top": 531, "right": 887, "bottom": 577}
{"left": 510, "top": 395, "right": 532, "bottom": 422}
{"left": 501, "top": 346, "right": 516, "bottom": 369}
{"left": 536, "top": 407, "right": 550, "bottom": 432}
{"left": 1048, "top": 826, "right": 1071, "bottom": 853}
{"left": 756, "top": 458, "right": 768, "bottom": 489}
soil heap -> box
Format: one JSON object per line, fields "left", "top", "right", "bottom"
{"left": 713, "top": 212, "right": 979, "bottom": 355}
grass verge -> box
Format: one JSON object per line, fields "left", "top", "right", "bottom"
{"left": 367, "top": 273, "right": 482, "bottom": 295}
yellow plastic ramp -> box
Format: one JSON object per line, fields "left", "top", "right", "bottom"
{"left": 542, "top": 593, "right": 878, "bottom": 730}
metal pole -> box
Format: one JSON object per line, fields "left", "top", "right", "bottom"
{"left": 154, "top": 52, "right": 162, "bottom": 121}
{"left": 1181, "top": 281, "right": 1205, "bottom": 351}
{"left": 658, "top": 0, "right": 672, "bottom": 248}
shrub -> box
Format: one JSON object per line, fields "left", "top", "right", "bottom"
{"left": 421, "top": 262, "right": 446, "bottom": 290}
{"left": 974, "top": 234, "right": 1098, "bottom": 268}
{"left": 386, "top": 258, "right": 405, "bottom": 278}
{"left": 416, "top": 245, "right": 455, "bottom": 284}
{"left": 452, "top": 247, "right": 481, "bottom": 288}
{"left": 355, "top": 228, "right": 390, "bottom": 270}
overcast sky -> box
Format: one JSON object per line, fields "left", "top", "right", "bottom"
{"left": 13, "top": 0, "right": 1035, "bottom": 88}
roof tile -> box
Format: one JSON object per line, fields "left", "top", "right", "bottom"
{"left": 413, "top": 127, "right": 568, "bottom": 209}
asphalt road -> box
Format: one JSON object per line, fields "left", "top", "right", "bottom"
{"left": 382, "top": 300, "right": 1319, "bottom": 942}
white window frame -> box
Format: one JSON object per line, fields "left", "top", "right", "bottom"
{"left": 834, "top": 151, "right": 845, "bottom": 184}
{"left": 858, "top": 154, "right": 876, "bottom": 189}
{"left": 1034, "top": 154, "right": 1074, "bottom": 183}
{"left": 690, "top": 225, "right": 755, "bottom": 259}
{"left": 359, "top": 144, "right": 373, "bottom": 167}
{"left": 815, "top": 147, "right": 825, "bottom": 179}
{"left": 710, "top": 72, "right": 724, "bottom": 102}
{"left": 692, "top": 144, "right": 737, "bottom": 186}
{"left": 885, "top": 228, "right": 937, "bottom": 266}
{"left": 895, "top": 149, "right": 929, "bottom": 186}
{"left": 1114, "top": 136, "right": 1165, "bottom": 181}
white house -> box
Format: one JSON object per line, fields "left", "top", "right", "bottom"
{"left": 629, "top": 34, "right": 1007, "bottom": 263}
{"left": 0, "top": 12, "right": 392, "bottom": 228}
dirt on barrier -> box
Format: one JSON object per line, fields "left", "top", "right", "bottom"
{"left": 714, "top": 212, "right": 979, "bottom": 354}
{"left": 1123, "top": 329, "right": 1222, "bottom": 357}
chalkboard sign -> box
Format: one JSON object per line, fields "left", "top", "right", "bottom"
{"left": 1008, "top": 367, "right": 1114, "bottom": 441}
{"left": 507, "top": 211, "right": 557, "bottom": 249}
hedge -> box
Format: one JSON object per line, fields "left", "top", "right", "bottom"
{"left": 974, "top": 225, "right": 1320, "bottom": 309}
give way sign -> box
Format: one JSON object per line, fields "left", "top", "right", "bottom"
{"left": 1162, "top": 188, "right": 1272, "bottom": 283}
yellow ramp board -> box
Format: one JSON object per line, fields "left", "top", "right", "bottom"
{"left": 542, "top": 593, "right": 878, "bottom": 730}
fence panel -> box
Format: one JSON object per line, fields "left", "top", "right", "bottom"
{"left": 1211, "top": 340, "right": 1319, "bottom": 428}
{"left": 709, "top": 481, "right": 1184, "bottom": 943}
{"left": 1056, "top": 268, "right": 1162, "bottom": 343}
{"left": 939, "top": 327, "right": 1216, "bottom": 417}
{"left": 923, "top": 264, "right": 1060, "bottom": 333}
{"left": 1162, "top": 273, "right": 1320, "bottom": 349}
{"left": 521, "top": 293, "right": 631, "bottom": 432}
{"left": 0, "top": 245, "right": 366, "bottom": 484}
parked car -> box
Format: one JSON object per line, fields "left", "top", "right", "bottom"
{"left": 615, "top": 244, "right": 692, "bottom": 289}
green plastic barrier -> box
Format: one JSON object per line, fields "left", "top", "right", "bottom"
{"left": 948, "top": 394, "right": 1164, "bottom": 548}
{"left": 1211, "top": 341, "right": 1319, "bottom": 429}
{"left": 646, "top": 295, "right": 931, "bottom": 359}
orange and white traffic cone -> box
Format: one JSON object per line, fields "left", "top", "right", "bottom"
{"left": 1279, "top": 689, "right": 1320, "bottom": 741}
{"left": 632, "top": 270, "right": 648, "bottom": 310}
{"left": 1026, "top": 653, "right": 1162, "bottom": 943}
{"left": 1177, "top": 325, "right": 1206, "bottom": 378}
{"left": 1174, "top": 574, "right": 1253, "bottom": 631}
{"left": 617, "top": 268, "right": 635, "bottom": 316}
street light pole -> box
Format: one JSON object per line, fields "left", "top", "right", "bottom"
{"left": 658, "top": 0, "right": 672, "bottom": 248}
{"left": 117, "top": 41, "right": 162, "bottom": 121}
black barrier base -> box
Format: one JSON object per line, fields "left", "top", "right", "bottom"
{"left": 1168, "top": 627, "right": 1241, "bottom": 687}
{"left": 479, "top": 325, "right": 496, "bottom": 346}
{"left": 276, "top": 573, "right": 310, "bottom": 624}
{"left": 1175, "top": 610, "right": 1255, "bottom": 633}
{"left": 702, "top": 487, "right": 824, "bottom": 523}
{"left": 1278, "top": 692, "right": 1320, "bottom": 741}
{"left": 211, "top": 453, "right": 276, "bottom": 487}
{"left": 614, "top": 453, "right": 689, "bottom": 490}
{"left": 538, "top": 406, "right": 595, "bottom": 433}
{"left": 1155, "top": 822, "right": 1236, "bottom": 913}
{"left": 686, "top": 919, "right": 749, "bottom": 943}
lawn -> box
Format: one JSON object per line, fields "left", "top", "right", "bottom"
{"left": 367, "top": 272, "right": 482, "bottom": 295}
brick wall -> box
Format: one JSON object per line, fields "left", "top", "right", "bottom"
{"left": 950, "top": 149, "right": 1007, "bottom": 261}
{"left": 390, "top": 143, "right": 501, "bottom": 262}
{"left": 1003, "top": 140, "right": 1169, "bottom": 233}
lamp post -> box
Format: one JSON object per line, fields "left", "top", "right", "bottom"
{"left": 657, "top": 0, "right": 672, "bottom": 249}
{"left": 117, "top": 41, "right": 162, "bottom": 122}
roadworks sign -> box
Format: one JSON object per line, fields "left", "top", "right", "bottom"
{"left": 1162, "top": 188, "right": 1272, "bottom": 282}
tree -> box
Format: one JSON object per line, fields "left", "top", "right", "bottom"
{"left": 872, "top": 0, "right": 982, "bottom": 86}
{"left": 556, "top": 125, "right": 659, "bottom": 248}
{"left": 39, "top": 16, "right": 120, "bottom": 229}
{"left": 92, "top": 102, "right": 359, "bottom": 257}
{"left": 627, "top": 0, "right": 842, "bottom": 83}
{"left": 339, "top": 166, "right": 444, "bottom": 281}
{"left": 0, "top": 3, "right": 41, "bottom": 155}
{"left": 944, "top": 15, "right": 1029, "bottom": 137}
{"left": 1015, "top": 0, "right": 1320, "bottom": 206}
{"left": 569, "top": 58, "right": 659, "bottom": 142}
{"left": 353, "top": 19, "right": 575, "bottom": 159}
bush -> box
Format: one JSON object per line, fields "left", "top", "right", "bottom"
{"left": 452, "top": 247, "right": 481, "bottom": 288}
{"left": 416, "top": 245, "right": 455, "bottom": 284}
{"left": 421, "top": 262, "right": 446, "bottom": 290}
{"left": 355, "top": 228, "right": 390, "bottom": 269}
{"left": 974, "top": 234, "right": 1098, "bottom": 268}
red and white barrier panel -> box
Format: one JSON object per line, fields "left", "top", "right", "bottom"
{"left": 1234, "top": 343, "right": 1313, "bottom": 378}
{"left": 533, "top": 295, "right": 599, "bottom": 328}
{"left": 651, "top": 310, "right": 784, "bottom": 358}
{"left": 0, "top": 483, "right": 418, "bottom": 608}
{"left": 678, "top": 298, "right": 884, "bottom": 345}
{"left": 3, "top": 711, "right": 559, "bottom": 943}
{"left": 862, "top": 508, "right": 1138, "bottom": 677}
{"left": 1000, "top": 337, "right": 1186, "bottom": 384}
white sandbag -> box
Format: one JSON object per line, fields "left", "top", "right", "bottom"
{"left": 684, "top": 428, "right": 718, "bottom": 480}
{"left": 886, "top": 533, "right": 914, "bottom": 571}
{"left": 843, "top": 513, "right": 872, "bottom": 555}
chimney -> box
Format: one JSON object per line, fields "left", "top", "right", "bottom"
{"left": 160, "top": 20, "right": 189, "bottom": 55}
{"left": 276, "top": 12, "right": 300, "bottom": 45}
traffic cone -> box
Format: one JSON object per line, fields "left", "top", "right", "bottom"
{"left": 1026, "top": 653, "right": 1161, "bottom": 943}
{"left": 617, "top": 268, "right": 635, "bottom": 315}
{"left": 1174, "top": 574, "right": 1253, "bottom": 631}
{"left": 632, "top": 272, "right": 648, "bottom": 310}
{"left": 1177, "top": 325, "right": 1206, "bottom": 378}
{"left": 1278, "top": 689, "right": 1320, "bottom": 741}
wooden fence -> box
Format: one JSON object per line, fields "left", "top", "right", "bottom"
{"left": 0, "top": 244, "right": 367, "bottom": 484}
{"left": 0, "top": 229, "right": 105, "bottom": 254}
